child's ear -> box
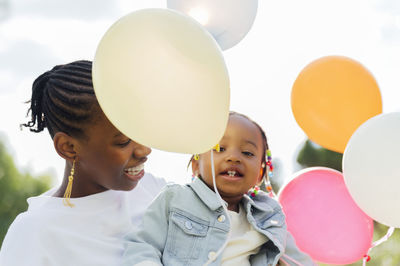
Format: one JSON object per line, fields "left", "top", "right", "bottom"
{"left": 191, "top": 157, "right": 200, "bottom": 177}
{"left": 257, "top": 166, "right": 265, "bottom": 184}
{"left": 53, "top": 132, "right": 77, "bottom": 161}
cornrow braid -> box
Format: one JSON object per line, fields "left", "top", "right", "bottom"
{"left": 21, "top": 60, "right": 100, "bottom": 139}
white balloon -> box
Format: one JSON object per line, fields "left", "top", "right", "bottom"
{"left": 343, "top": 112, "right": 400, "bottom": 228}
{"left": 93, "top": 8, "right": 230, "bottom": 154}
{"left": 167, "top": 0, "right": 258, "bottom": 50}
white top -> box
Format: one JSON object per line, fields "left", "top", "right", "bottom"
{"left": 0, "top": 173, "right": 166, "bottom": 266}
{"left": 221, "top": 204, "right": 269, "bottom": 266}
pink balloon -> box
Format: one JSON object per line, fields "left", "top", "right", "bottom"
{"left": 278, "top": 167, "right": 373, "bottom": 264}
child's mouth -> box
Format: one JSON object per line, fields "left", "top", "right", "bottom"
{"left": 227, "top": 171, "right": 239, "bottom": 177}
{"left": 220, "top": 168, "right": 243, "bottom": 179}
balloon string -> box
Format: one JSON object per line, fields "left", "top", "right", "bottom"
{"left": 362, "top": 226, "right": 395, "bottom": 266}
{"left": 203, "top": 150, "right": 231, "bottom": 266}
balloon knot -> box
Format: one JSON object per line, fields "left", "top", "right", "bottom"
{"left": 363, "top": 255, "right": 371, "bottom": 262}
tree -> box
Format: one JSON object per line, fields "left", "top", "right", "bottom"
{"left": 0, "top": 139, "right": 52, "bottom": 247}
{"left": 296, "top": 139, "right": 343, "bottom": 172}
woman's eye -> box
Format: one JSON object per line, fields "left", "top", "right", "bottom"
{"left": 117, "top": 139, "right": 131, "bottom": 147}
{"left": 243, "top": 151, "right": 254, "bottom": 156}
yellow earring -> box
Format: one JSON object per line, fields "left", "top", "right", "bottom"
{"left": 194, "top": 154, "right": 199, "bottom": 160}
{"left": 63, "top": 159, "right": 75, "bottom": 207}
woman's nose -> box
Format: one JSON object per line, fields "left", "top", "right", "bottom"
{"left": 132, "top": 142, "right": 152, "bottom": 159}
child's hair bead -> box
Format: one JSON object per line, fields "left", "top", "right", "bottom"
{"left": 213, "top": 144, "right": 220, "bottom": 152}
{"left": 248, "top": 186, "right": 260, "bottom": 198}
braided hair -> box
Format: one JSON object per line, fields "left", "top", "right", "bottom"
{"left": 21, "top": 60, "right": 100, "bottom": 139}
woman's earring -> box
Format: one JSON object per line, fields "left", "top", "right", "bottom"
{"left": 63, "top": 159, "right": 75, "bottom": 207}
{"left": 194, "top": 154, "right": 199, "bottom": 160}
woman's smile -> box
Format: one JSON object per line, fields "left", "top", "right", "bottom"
{"left": 124, "top": 164, "right": 145, "bottom": 182}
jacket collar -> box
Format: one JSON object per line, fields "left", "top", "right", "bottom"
{"left": 189, "top": 178, "right": 227, "bottom": 211}
{"left": 242, "top": 193, "right": 277, "bottom": 214}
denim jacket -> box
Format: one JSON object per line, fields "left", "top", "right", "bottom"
{"left": 123, "top": 178, "right": 314, "bottom": 266}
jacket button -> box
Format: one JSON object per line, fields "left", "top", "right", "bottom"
{"left": 185, "top": 220, "right": 193, "bottom": 230}
{"left": 208, "top": 251, "right": 217, "bottom": 260}
{"left": 217, "top": 215, "right": 226, "bottom": 222}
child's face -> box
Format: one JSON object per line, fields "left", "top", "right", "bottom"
{"left": 192, "top": 115, "right": 264, "bottom": 199}
{"left": 73, "top": 113, "right": 151, "bottom": 194}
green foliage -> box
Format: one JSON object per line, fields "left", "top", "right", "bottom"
{"left": 297, "top": 139, "right": 400, "bottom": 265}
{"left": 0, "top": 139, "right": 52, "bottom": 247}
{"left": 297, "top": 140, "right": 343, "bottom": 171}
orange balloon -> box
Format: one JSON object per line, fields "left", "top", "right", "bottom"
{"left": 291, "top": 56, "right": 382, "bottom": 153}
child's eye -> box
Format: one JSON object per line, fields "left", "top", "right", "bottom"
{"left": 117, "top": 139, "right": 131, "bottom": 147}
{"left": 218, "top": 147, "right": 225, "bottom": 152}
{"left": 243, "top": 151, "right": 254, "bottom": 156}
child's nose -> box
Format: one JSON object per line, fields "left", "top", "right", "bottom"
{"left": 225, "top": 150, "right": 241, "bottom": 163}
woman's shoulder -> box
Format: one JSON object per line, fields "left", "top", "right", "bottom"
{"left": 6, "top": 203, "right": 52, "bottom": 236}
{"left": 5, "top": 211, "right": 40, "bottom": 234}
{"left": 0, "top": 210, "right": 47, "bottom": 259}
{"left": 140, "top": 172, "right": 167, "bottom": 190}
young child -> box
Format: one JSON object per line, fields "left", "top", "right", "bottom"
{"left": 123, "top": 112, "right": 314, "bottom": 266}
{"left": 0, "top": 60, "right": 166, "bottom": 266}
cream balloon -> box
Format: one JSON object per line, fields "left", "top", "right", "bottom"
{"left": 343, "top": 112, "right": 400, "bottom": 228}
{"left": 167, "top": 0, "right": 258, "bottom": 50}
{"left": 93, "top": 8, "right": 230, "bottom": 154}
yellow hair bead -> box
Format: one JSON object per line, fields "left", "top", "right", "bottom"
{"left": 213, "top": 144, "right": 220, "bottom": 152}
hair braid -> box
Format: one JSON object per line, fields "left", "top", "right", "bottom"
{"left": 21, "top": 60, "right": 100, "bottom": 139}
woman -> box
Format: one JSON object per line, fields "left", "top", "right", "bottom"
{"left": 0, "top": 60, "right": 166, "bottom": 266}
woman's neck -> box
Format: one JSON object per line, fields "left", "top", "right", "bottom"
{"left": 53, "top": 164, "right": 107, "bottom": 198}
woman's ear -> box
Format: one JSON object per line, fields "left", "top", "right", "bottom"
{"left": 53, "top": 132, "right": 77, "bottom": 161}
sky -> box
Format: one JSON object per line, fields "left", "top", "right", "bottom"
{"left": 0, "top": 0, "right": 399, "bottom": 188}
